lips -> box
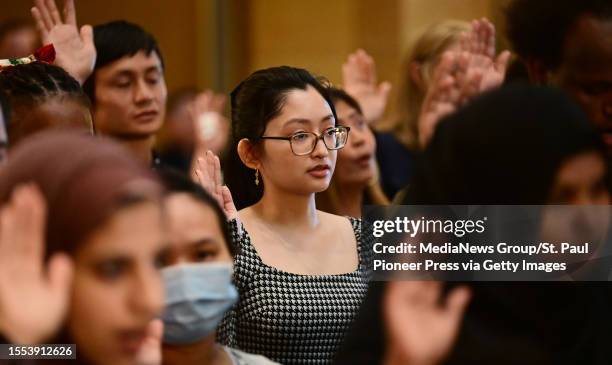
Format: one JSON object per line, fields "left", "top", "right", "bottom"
{"left": 355, "top": 153, "right": 372, "bottom": 166}
{"left": 307, "top": 164, "right": 331, "bottom": 178}
{"left": 133, "top": 110, "right": 159, "bottom": 122}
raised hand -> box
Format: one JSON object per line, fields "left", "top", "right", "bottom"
{"left": 342, "top": 49, "right": 392, "bottom": 124}
{"left": 192, "top": 150, "right": 237, "bottom": 220}
{"left": 31, "top": 0, "right": 96, "bottom": 85}
{"left": 383, "top": 281, "right": 471, "bottom": 365}
{"left": 459, "top": 18, "right": 511, "bottom": 92}
{"left": 0, "top": 184, "right": 74, "bottom": 344}
{"left": 189, "top": 90, "right": 229, "bottom": 157}
{"left": 418, "top": 51, "right": 482, "bottom": 147}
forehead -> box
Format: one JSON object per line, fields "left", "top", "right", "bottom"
{"left": 165, "top": 193, "right": 222, "bottom": 233}
{"left": 164, "top": 193, "right": 227, "bottom": 247}
{"left": 95, "top": 50, "right": 163, "bottom": 78}
{"left": 266, "top": 85, "right": 334, "bottom": 129}
{"left": 78, "top": 201, "right": 164, "bottom": 258}
{"left": 334, "top": 100, "right": 359, "bottom": 120}
{"left": 563, "top": 16, "right": 612, "bottom": 73}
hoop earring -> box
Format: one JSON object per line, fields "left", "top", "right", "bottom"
{"left": 255, "top": 169, "right": 260, "bottom": 186}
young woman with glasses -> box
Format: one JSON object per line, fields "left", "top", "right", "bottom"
{"left": 194, "top": 66, "right": 373, "bottom": 365}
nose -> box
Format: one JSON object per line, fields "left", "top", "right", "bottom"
{"left": 133, "top": 79, "right": 154, "bottom": 105}
{"left": 350, "top": 129, "right": 365, "bottom": 147}
{"left": 129, "top": 266, "right": 164, "bottom": 319}
{"left": 310, "top": 135, "right": 329, "bottom": 158}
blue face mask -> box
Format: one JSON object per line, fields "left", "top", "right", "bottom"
{"left": 161, "top": 262, "right": 238, "bottom": 345}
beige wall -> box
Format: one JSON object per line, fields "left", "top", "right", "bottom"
{"left": 0, "top": 0, "right": 508, "bottom": 95}
{"left": 0, "top": 0, "right": 202, "bottom": 93}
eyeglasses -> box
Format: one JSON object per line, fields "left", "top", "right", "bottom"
{"left": 259, "top": 126, "right": 351, "bottom": 156}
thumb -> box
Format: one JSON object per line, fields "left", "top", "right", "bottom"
{"left": 136, "top": 319, "right": 163, "bottom": 365}
{"left": 146, "top": 319, "right": 164, "bottom": 342}
{"left": 495, "top": 50, "right": 512, "bottom": 73}
{"left": 80, "top": 25, "right": 94, "bottom": 45}
{"left": 445, "top": 286, "right": 471, "bottom": 327}
{"left": 221, "top": 185, "right": 238, "bottom": 219}
{"left": 47, "top": 253, "right": 74, "bottom": 296}
{"left": 378, "top": 81, "right": 392, "bottom": 98}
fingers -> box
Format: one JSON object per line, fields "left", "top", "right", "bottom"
{"left": 194, "top": 90, "right": 226, "bottom": 115}
{"left": 32, "top": 0, "right": 54, "bottom": 32}
{"left": 444, "top": 286, "right": 471, "bottom": 325}
{"left": 378, "top": 81, "right": 392, "bottom": 100}
{"left": 21, "top": 184, "right": 47, "bottom": 262}
{"left": 11, "top": 184, "right": 46, "bottom": 263}
{"left": 483, "top": 19, "right": 496, "bottom": 59}
{"left": 0, "top": 183, "right": 48, "bottom": 283}
{"left": 495, "top": 50, "right": 512, "bottom": 74}
{"left": 342, "top": 49, "right": 365, "bottom": 87}
{"left": 30, "top": 7, "right": 50, "bottom": 42}
{"left": 197, "top": 157, "right": 213, "bottom": 194}
{"left": 80, "top": 24, "right": 93, "bottom": 44}
{"left": 342, "top": 49, "right": 375, "bottom": 86}
{"left": 146, "top": 318, "right": 164, "bottom": 342}
{"left": 358, "top": 49, "right": 376, "bottom": 84}
{"left": 62, "top": 0, "right": 76, "bottom": 26}
{"left": 45, "top": 0, "right": 63, "bottom": 25}
{"left": 220, "top": 185, "right": 238, "bottom": 220}
{"left": 47, "top": 253, "right": 74, "bottom": 303}
{"left": 213, "top": 153, "right": 222, "bottom": 188}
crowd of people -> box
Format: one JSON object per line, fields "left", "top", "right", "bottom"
{"left": 0, "top": 0, "right": 610, "bottom": 364}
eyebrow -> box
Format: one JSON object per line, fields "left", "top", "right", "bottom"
{"left": 283, "top": 114, "right": 335, "bottom": 127}
{"left": 113, "top": 66, "right": 162, "bottom": 78}
{"left": 338, "top": 111, "right": 360, "bottom": 123}
{"left": 188, "top": 238, "right": 220, "bottom": 248}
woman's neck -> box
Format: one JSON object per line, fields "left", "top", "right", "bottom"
{"left": 253, "top": 185, "right": 319, "bottom": 229}
{"left": 162, "top": 334, "right": 229, "bottom": 365}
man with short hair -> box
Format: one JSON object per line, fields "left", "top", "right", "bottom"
{"left": 31, "top": 0, "right": 167, "bottom": 166}
{"left": 83, "top": 21, "right": 167, "bottom": 165}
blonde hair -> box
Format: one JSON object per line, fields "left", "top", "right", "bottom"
{"left": 379, "top": 20, "right": 470, "bottom": 151}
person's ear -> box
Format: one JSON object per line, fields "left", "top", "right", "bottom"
{"left": 237, "top": 138, "right": 260, "bottom": 170}
{"left": 525, "top": 59, "right": 549, "bottom": 85}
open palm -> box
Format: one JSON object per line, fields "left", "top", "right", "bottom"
{"left": 0, "top": 184, "right": 73, "bottom": 344}
{"left": 31, "top": 0, "right": 96, "bottom": 84}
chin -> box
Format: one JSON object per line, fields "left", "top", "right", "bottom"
{"left": 310, "top": 179, "right": 332, "bottom": 193}
{"left": 126, "top": 122, "right": 164, "bottom": 138}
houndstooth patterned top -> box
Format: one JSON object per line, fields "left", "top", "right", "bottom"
{"left": 217, "top": 217, "right": 372, "bottom": 365}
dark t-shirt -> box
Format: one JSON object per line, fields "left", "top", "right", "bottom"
{"left": 374, "top": 132, "right": 415, "bottom": 199}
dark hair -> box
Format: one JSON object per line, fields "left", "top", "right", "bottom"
{"left": 328, "top": 87, "right": 363, "bottom": 116}
{"left": 83, "top": 20, "right": 164, "bottom": 103}
{"left": 157, "top": 168, "right": 235, "bottom": 256}
{"left": 403, "top": 84, "right": 609, "bottom": 205}
{"left": 224, "top": 66, "right": 337, "bottom": 210}
{"left": 0, "top": 62, "right": 91, "bottom": 144}
{"left": 0, "top": 89, "right": 10, "bottom": 126}
{"left": 505, "top": 0, "right": 612, "bottom": 69}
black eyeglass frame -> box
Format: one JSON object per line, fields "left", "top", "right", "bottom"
{"left": 258, "top": 126, "right": 351, "bottom": 156}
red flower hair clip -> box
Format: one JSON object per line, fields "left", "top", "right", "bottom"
{"left": 0, "top": 44, "right": 56, "bottom": 72}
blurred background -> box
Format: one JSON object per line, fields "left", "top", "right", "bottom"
{"left": 0, "top": 0, "right": 509, "bottom": 104}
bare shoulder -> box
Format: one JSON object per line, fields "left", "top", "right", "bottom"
{"left": 318, "top": 210, "right": 357, "bottom": 239}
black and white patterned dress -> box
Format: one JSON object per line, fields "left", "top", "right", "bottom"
{"left": 217, "top": 217, "right": 372, "bottom": 365}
